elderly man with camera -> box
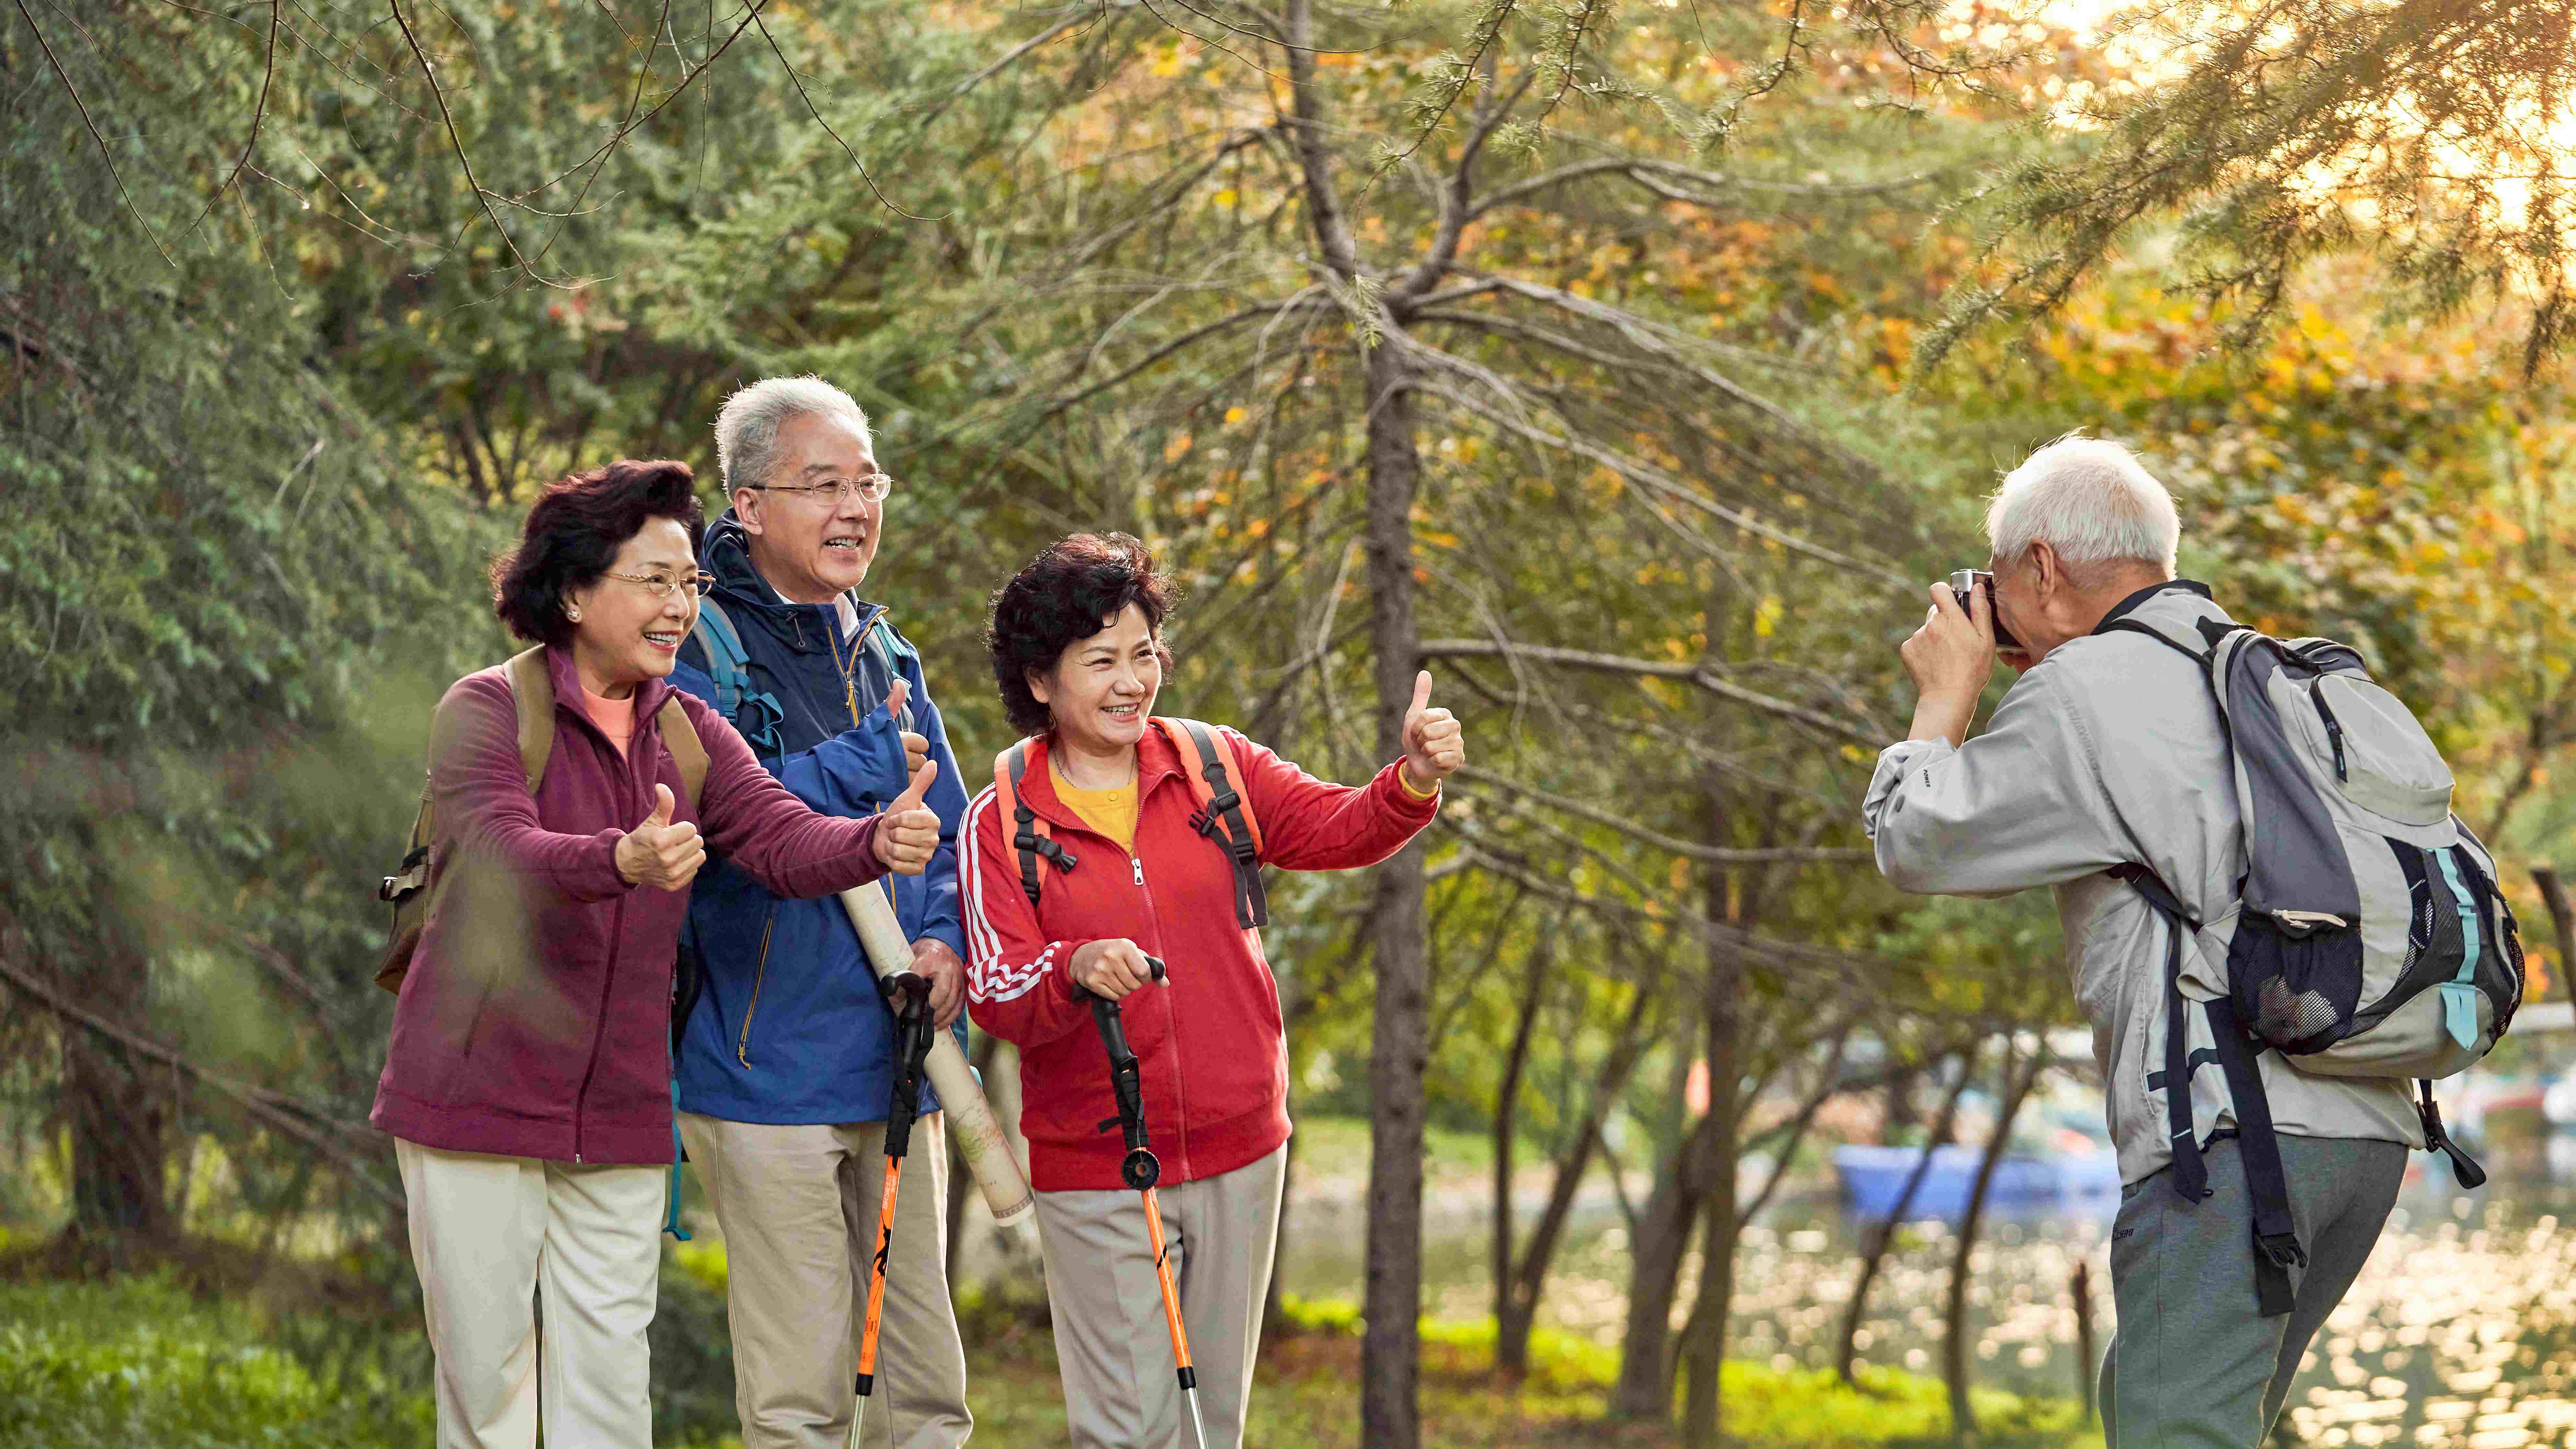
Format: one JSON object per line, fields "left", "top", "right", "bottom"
{"left": 1861, "top": 435, "right": 2428, "bottom": 1447}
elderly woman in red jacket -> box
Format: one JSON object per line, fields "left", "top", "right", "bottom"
{"left": 961, "top": 533, "right": 1464, "bottom": 1449}
{"left": 371, "top": 459, "right": 938, "bottom": 1449}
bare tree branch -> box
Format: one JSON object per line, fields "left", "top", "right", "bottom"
{"left": 18, "top": 0, "right": 177, "bottom": 268}
{"left": 1419, "top": 639, "right": 1883, "bottom": 744}
{"left": 0, "top": 949, "right": 399, "bottom": 1208}
{"left": 1453, "top": 765, "right": 1872, "bottom": 864}
{"left": 388, "top": 0, "right": 551, "bottom": 282}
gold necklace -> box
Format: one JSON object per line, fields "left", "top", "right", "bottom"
{"left": 824, "top": 605, "right": 869, "bottom": 729}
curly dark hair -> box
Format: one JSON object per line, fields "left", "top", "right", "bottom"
{"left": 987, "top": 532, "right": 1179, "bottom": 738}
{"left": 490, "top": 460, "right": 705, "bottom": 646}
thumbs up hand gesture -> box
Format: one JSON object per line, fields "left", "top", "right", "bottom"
{"left": 616, "top": 784, "right": 707, "bottom": 892}
{"left": 874, "top": 759, "right": 941, "bottom": 876}
{"left": 1399, "top": 670, "right": 1465, "bottom": 794}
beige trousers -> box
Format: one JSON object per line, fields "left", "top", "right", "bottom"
{"left": 1034, "top": 1146, "right": 1287, "bottom": 1449}
{"left": 395, "top": 1138, "right": 665, "bottom": 1449}
{"left": 677, "top": 1112, "right": 971, "bottom": 1449}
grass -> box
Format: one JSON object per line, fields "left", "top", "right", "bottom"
{"left": 0, "top": 1246, "right": 2103, "bottom": 1448}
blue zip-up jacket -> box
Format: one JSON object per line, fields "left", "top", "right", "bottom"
{"left": 669, "top": 512, "right": 970, "bottom": 1124}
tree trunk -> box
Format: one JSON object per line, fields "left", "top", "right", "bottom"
{"left": 2530, "top": 867, "right": 2575, "bottom": 991}
{"left": 1836, "top": 1048, "right": 1975, "bottom": 1385}
{"left": 1492, "top": 941, "right": 1551, "bottom": 1381}
{"left": 1675, "top": 782, "right": 1744, "bottom": 1449}
{"left": 1609, "top": 1054, "right": 1713, "bottom": 1419}
{"left": 1498, "top": 981, "right": 1652, "bottom": 1378}
{"left": 1357, "top": 326, "right": 1431, "bottom": 1449}
{"left": 1276, "top": 3, "right": 1434, "bottom": 1438}
{"left": 1944, "top": 1043, "right": 2046, "bottom": 1446}
{"left": 27, "top": 840, "right": 176, "bottom": 1248}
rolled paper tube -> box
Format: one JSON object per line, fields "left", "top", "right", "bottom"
{"left": 838, "top": 880, "right": 1035, "bottom": 1229}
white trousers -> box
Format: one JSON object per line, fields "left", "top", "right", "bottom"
{"left": 396, "top": 1138, "right": 666, "bottom": 1449}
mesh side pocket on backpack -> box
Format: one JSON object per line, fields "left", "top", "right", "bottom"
{"left": 2228, "top": 914, "right": 2363, "bottom": 1055}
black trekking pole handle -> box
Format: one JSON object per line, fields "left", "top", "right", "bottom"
{"left": 1070, "top": 956, "right": 1166, "bottom": 1190}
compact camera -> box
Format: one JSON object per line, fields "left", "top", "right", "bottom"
{"left": 1946, "top": 569, "right": 2022, "bottom": 651}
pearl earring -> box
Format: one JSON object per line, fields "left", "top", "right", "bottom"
{"left": 568, "top": 607, "right": 582, "bottom": 621}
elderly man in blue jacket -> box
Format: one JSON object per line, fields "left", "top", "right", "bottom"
{"left": 670, "top": 376, "right": 973, "bottom": 1449}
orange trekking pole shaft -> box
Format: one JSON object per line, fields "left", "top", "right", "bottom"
{"left": 1075, "top": 958, "right": 1210, "bottom": 1449}
{"left": 850, "top": 972, "right": 935, "bottom": 1449}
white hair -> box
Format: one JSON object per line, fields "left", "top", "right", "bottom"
{"left": 1985, "top": 433, "right": 2179, "bottom": 579}
{"left": 713, "top": 376, "right": 871, "bottom": 493}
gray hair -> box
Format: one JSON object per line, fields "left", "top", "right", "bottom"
{"left": 1985, "top": 433, "right": 2179, "bottom": 579}
{"left": 713, "top": 376, "right": 872, "bottom": 493}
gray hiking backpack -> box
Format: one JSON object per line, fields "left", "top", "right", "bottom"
{"left": 2107, "top": 594, "right": 2525, "bottom": 1316}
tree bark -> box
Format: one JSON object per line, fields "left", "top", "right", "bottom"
{"left": 1836, "top": 1047, "right": 1975, "bottom": 1385}
{"left": 20, "top": 839, "right": 177, "bottom": 1247}
{"left": 1944, "top": 1043, "right": 2046, "bottom": 1446}
{"left": 1609, "top": 1048, "right": 1714, "bottom": 1419}
{"left": 2530, "top": 867, "right": 2575, "bottom": 992}
{"left": 1498, "top": 960, "right": 1650, "bottom": 1378}
{"left": 1675, "top": 781, "right": 1745, "bottom": 1449}
{"left": 1491, "top": 940, "right": 1551, "bottom": 1381}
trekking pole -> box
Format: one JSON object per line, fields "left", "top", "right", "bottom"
{"left": 850, "top": 969, "right": 937, "bottom": 1449}
{"left": 1071, "top": 957, "right": 1209, "bottom": 1449}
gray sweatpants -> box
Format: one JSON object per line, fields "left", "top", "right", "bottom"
{"left": 1034, "top": 1146, "right": 1287, "bottom": 1449}
{"left": 2102, "top": 1132, "right": 2406, "bottom": 1448}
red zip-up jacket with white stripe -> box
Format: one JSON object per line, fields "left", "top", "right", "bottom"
{"left": 962, "top": 723, "right": 1438, "bottom": 1192}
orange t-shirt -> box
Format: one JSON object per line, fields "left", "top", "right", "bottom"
{"left": 578, "top": 685, "right": 638, "bottom": 757}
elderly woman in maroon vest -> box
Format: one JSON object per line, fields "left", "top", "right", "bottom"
{"left": 371, "top": 459, "right": 939, "bottom": 1449}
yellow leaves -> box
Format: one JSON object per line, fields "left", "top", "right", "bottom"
{"left": 1841, "top": 744, "right": 1869, "bottom": 763}
{"left": 1223, "top": 406, "right": 1247, "bottom": 427}
{"left": 1753, "top": 594, "right": 1784, "bottom": 638}
{"left": 1212, "top": 189, "right": 1238, "bottom": 209}
{"left": 1164, "top": 433, "right": 1193, "bottom": 463}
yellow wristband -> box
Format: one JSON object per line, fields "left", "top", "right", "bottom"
{"left": 1397, "top": 766, "right": 1440, "bottom": 800}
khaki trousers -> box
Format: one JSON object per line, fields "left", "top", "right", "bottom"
{"left": 677, "top": 1112, "right": 972, "bottom": 1449}
{"left": 1034, "top": 1146, "right": 1287, "bottom": 1449}
{"left": 395, "top": 1139, "right": 665, "bottom": 1449}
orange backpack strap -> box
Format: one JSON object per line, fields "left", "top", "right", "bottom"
{"left": 995, "top": 739, "right": 1076, "bottom": 909}
{"left": 1156, "top": 717, "right": 1268, "bottom": 929}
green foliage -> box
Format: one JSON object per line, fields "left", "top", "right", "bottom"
{"left": 1923, "top": 0, "right": 2576, "bottom": 376}
{"left": 0, "top": 1277, "right": 432, "bottom": 1449}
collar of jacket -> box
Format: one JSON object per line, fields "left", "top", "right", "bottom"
{"left": 2091, "top": 577, "right": 2214, "bottom": 635}
{"left": 1012, "top": 724, "right": 1192, "bottom": 836}
{"left": 700, "top": 510, "right": 887, "bottom": 656}
{"left": 543, "top": 641, "right": 673, "bottom": 742}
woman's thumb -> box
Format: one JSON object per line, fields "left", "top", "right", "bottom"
{"left": 643, "top": 782, "right": 675, "bottom": 829}
{"left": 892, "top": 758, "right": 937, "bottom": 812}
{"left": 885, "top": 676, "right": 910, "bottom": 721}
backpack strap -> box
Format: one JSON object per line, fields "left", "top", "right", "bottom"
{"left": 1158, "top": 717, "right": 1268, "bottom": 930}
{"left": 995, "top": 740, "right": 1077, "bottom": 909}
{"left": 505, "top": 647, "right": 555, "bottom": 793}
{"left": 863, "top": 618, "right": 920, "bottom": 732}
{"left": 689, "top": 598, "right": 786, "bottom": 755}
{"left": 2115, "top": 864, "right": 2214, "bottom": 1210}
{"left": 656, "top": 696, "right": 709, "bottom": 809}
{"left": 2116, "top": 861, "right": 2304, "bottom": 1318}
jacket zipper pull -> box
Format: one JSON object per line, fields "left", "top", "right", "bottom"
{"left": 1132, "top": 857, "right": 1145, "bottom": 887}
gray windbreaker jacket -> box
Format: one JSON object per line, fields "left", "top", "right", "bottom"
{"left": 1862, "top": 581, "right": 2420, "bottom": 1185}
